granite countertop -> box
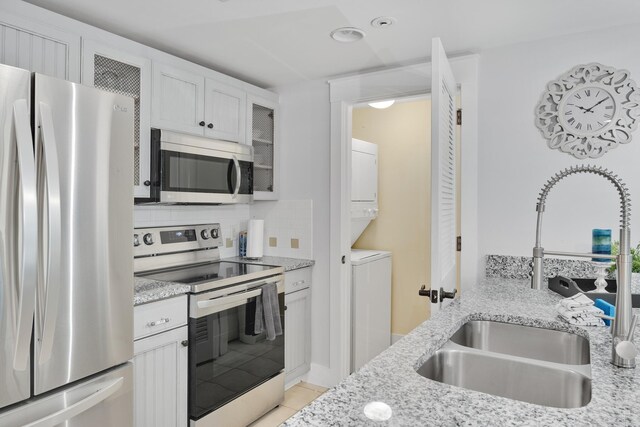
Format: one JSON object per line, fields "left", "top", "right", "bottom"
{"left": 285, "top": 278, "right": 640, "bottom": 426}
{"left": 224, "top": 256, "right": 315, "bottom": 272}
{"left": 134, "top": 277, "right": 190, "bottom": 306}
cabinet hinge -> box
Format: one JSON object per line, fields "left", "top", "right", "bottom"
{"left": 456, "top": 109, "right": 462, "bottom": 126}
{"left": 457, "top": 236, "right": 462, "bottom": 252}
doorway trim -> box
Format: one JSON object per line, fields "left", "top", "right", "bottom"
{"left": 326, "top": 55, "right": 479, "bottom": 384}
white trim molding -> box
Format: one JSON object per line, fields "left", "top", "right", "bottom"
{"left": 326, "top": 54, "right": 480, "bottom": 385}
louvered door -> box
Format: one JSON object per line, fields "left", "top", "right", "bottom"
{"left": 430, "top": 37, "right": 458, "bottom": 316}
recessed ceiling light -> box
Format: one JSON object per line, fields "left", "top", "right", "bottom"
{"left": 330, "top": 27, "right": 366, "bottom": 43}
{"left": 368, "top": 100, "right": 395, "bottom": 109}
{"left": 371, "top": 16, "right": 397, "bottom": 29}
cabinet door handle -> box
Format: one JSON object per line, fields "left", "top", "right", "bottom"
{"left": 207, "top": 123, "right": 214, "bottom": 129}
{"left": 146, "top": 317, "right": 170, "bottom": 327}
{"left": 181, "top": 340, "right": 189, "bottom": 347}
{"left": 292, "top": 280, "right": 306, "bottom": 287}
{"left": 199, "top": 121, "right": 205, "bottom": 127}
{"left": 143, "top": 180, "right": 151, "bottom": 186}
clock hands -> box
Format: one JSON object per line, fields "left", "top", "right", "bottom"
{"left": 584, "top": 97, "right": 608, "bottom": 113}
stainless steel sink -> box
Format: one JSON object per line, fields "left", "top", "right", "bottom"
{"left": 417, "top": 342, "right": 592, "bottom": 408}
{"left": 449, "top": 320, "right": 590, "bottom": 365}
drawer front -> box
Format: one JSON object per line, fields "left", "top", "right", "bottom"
{"left": 134, "top": 295, "right": 188, "bottom": 340}
{"left": 285, "top": 267, "right": 312, "bottom": 294}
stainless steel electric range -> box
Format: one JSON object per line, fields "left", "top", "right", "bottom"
{"left": 134, "top": 224, "right": 285, "bottom": 427}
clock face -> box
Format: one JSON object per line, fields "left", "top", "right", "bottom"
{"left": 562, "top": 86, "right": 616, "bottom": 135}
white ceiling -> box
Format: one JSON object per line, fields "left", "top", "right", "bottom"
{"left": 24, "top": 0, "right": 640, "bottom": 88}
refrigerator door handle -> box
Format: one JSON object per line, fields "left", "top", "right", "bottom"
{"left": 36, "top": 102, "right": 62, "bottom": 365}
{"left": 23, "top": 377, "right": 123, "bottom": 427}
{"left": 12, "top": 99, "right": 38, "bottom": 372}
{"left": 232, "top": 154, "right": 241, "bottom": 199}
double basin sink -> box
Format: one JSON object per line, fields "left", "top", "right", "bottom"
{"left": 417, "top": 320, "right": 591, "bottom": 408}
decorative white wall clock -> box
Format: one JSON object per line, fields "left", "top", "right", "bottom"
{"left": 535, "top": 62, "right": 640, "bottom": 159}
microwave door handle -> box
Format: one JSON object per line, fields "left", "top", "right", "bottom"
{"left": 232, "top": 155, "right": 241, "bottom": 199}
{"left": 12, "top": 100, "right": 38, "bottom": 371}
{"left": 36, "top": 102, "right": 62, "bottom": 365}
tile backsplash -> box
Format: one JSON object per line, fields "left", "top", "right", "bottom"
{"left": 134, "top": 204, "right": 250, "bottom": 258}
{"left": 250, "top": 199, "right": 313, "bottom": 259}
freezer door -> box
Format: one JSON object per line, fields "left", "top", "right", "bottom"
{"left": 0, "top": 64, "right": 37, "bottom": 410}
{"left": 33, "top": 74, "right": 134, "bottom": 395}
{"left": 0, "top": 362, "right": 133, "bottom": 427}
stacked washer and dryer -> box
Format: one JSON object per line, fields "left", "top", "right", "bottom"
{"left": 350, "top": 138, "right": 392, "bottom": 372}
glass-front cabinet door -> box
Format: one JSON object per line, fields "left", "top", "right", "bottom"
{"left": 247, "top": 94, "right": 279, "bottom": 200}
{"left": 81, "top": 39, "right": 152, "bottom": 199}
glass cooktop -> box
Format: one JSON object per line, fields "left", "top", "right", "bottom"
{"left": 141, "top": 261, "right": 277, "bottom": 285}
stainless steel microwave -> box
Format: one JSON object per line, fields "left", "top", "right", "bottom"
{"left": 136, "top": 129, "right": 253, "bottom": 204}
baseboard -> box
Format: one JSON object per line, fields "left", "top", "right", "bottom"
{"left": 304, "top": 363, "right": 337, "bottom": 388}
{"left": 391, "top": 333, "right": 405, "bottom": 344}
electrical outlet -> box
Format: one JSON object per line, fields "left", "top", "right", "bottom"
{"left": 290, "top": 238, "right": 299, "bottom": 249}
{"left": 269, "top": 237, "right": 277, "bottom": 247}
{"left": 226, "top": 238, "right": 233, "bottom": 248}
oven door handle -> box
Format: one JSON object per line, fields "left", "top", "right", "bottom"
{"left": 197, "top": 288, "right": 263, "bottom": 311}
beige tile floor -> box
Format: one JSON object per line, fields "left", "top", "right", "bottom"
{"left": 248, "top": 382, "right": 328, "bottom": 427}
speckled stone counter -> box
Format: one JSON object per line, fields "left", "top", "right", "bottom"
{"left": 224, "top": 256, "right": 315, "bottom": 271}
{"left": 134, "top": 277, "right": 190, "bottom": 306}
{"left": 284, "top": 278, "right": 640, "bottom": 426}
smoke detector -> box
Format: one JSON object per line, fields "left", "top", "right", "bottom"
{"left": 371, "top": 16, "right": 397, "bottom": 29}
{"left": 330, "top": 27, "right": 366, "bottom": 43}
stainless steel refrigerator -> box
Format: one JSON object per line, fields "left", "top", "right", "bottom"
{"left": 0, "top": 63, "right": 134, "bottom": 426}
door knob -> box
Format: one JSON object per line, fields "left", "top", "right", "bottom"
{"left": 419, "top": 285, "right": 438, "bottom": 304}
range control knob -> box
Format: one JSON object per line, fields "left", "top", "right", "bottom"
{"left": 211, "top": 228, "right": 219, "bottom": 239}
{"left": 143, "top": 233, "right": 154, "bottom": 245}
{"left": 201, "top": 230, "right": 210, "bottom": 240}
{"left": 133, "top": 234, "right": 140, "bottom": 247}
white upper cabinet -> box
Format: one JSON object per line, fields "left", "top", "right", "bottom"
{"left": 0, "top": 12, "right": 80, "bottom": 81}
{"left": 204, "top": 78, "right": 246, "bottom": 142}
{"left": 247, "top": 94, "right": 280, "bottom": 200}
{"left": 82, "top": 39, "right": 152, "bottom": 199}
{"left": 152, "top": 62, "right": 205, "bottom": 135}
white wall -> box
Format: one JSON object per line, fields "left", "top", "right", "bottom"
{"left": 478, "top": 23, "right": 640, "bottom": 263}
{"left": 274, "top": 80, "right": 332, "bottom": 373}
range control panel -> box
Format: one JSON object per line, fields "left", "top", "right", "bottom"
{"left": 133, "top": 223, "right": 222, "bottom": 258}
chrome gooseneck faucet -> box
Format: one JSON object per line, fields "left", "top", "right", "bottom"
{"left": 531, "top": 165, "right": 637, "bottom": 368}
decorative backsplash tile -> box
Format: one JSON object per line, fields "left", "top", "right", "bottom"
{"left": 250, "top": 199, "right": 313, "bottom": 259}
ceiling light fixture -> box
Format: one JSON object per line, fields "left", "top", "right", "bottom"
{"left": 368, "top": 100, "right": 395, "bottom": 109}
{"left": 330, "top": 27, "right": 366, "bottom": 43}
{"left": 371, "top": 16, "right": 397, "bottom": 29}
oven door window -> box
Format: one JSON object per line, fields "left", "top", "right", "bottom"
{"left": 188, "top": 293, "right": 285, "bottom": 420}
{"left": 162, "top": 150, "right": 234, "bottom": 194}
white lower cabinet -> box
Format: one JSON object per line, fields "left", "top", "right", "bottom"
{"left": 284, "top": 268, "right": 312, "bottom": 383}
{"left": 134, "top": 296, "right": 188, "bottom": 427}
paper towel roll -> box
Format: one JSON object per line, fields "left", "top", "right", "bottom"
{"left": 246, "top": 219, "right": 264, "bottom": 259}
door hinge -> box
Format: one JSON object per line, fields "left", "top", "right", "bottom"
{"left": 457, "top": 236, "right": 462, "bottom": 252}
{"left": 456, "top": 109, "right": 462, "bottom": 125}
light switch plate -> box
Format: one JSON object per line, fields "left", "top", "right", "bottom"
{"left": 226, "top": 238, "right": 233, "bottom": 248}
{"left": 291, "top": 238, "right": 299, "bottom": 249}
{"left": 269, "top": 237, "right": 277, "bottom": 247}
